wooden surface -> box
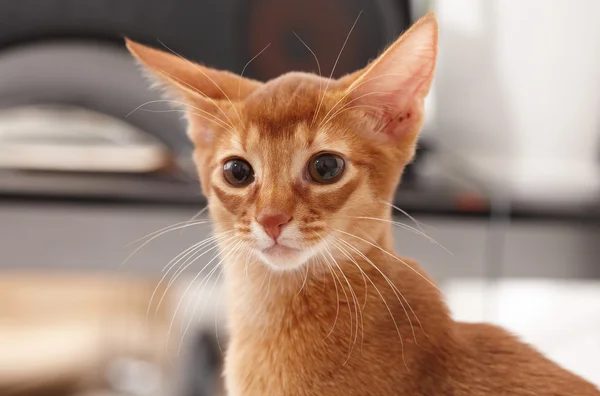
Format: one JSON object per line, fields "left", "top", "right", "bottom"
{"left": 0, "top": 273, "right": 175, "bottom": 396}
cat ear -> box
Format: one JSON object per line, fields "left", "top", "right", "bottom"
{"left": 125, "top": 39, "right": 262, "bottom": 104}
{"left": 126, "top": 39, "right": 262, "bottom": 143}
{"left": 343, "top": 13, "right": 438, "bottom": 140}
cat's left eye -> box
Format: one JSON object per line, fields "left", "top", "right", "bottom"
{"left": 307, "top": 153, "right": 345, "bottom": 184}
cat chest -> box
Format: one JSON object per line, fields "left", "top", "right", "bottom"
{"left": 226, "top": 329, "right": 414, "bottom": 396}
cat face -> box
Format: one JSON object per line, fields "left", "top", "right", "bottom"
{"left": 127, "top": 14, "right": 437, "bottom": 270}
{"left": 187, "top": 75, "right": 409, "bottom": 270}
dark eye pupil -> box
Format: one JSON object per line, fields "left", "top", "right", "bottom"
{"left": 230, "top": 161, "right": 250, "bottom": 181}
{"left": 314, "top": 156, "right": 341, "bottom": 179}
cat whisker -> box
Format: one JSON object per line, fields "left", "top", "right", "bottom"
{"left": 319, "top": 242, "right": 358, "bottom": 363}
{"left": 333, "top": 242, "right": 369, "bottom": 311}
{"left": 296, "top": 259, "right": 311, "bottom": 297}
{"left": 293, "top": 31, "right": 322, "bottom": 91}
{"left": 181, "top": 206, "right": 210, "bottom": 233}
{"left": 319, "top": 91, "right": 397, "bottom": 128}
{"left": 146, "top": 231, "right": 234, "bottom": 320}
{"left": 188, "top": 112, "right": 238, "bottom": 133}
{"left": 121, "top": 220, "right": 216, "bottom": 269}
{"left": 125, "top": 219, "right": 214, "bottom": 248}
{"left": 125, "top": 216, "right": 233, "bottom": 251}
{"left": 312, "top": 10, "right": 363, "bottom": 127}
{"left": 136, "top": 107, "right": 233, "bottom": 132}
{"left": 127, "top": 98, "right": 235, "bottom": 132}
{"left": 238, "top": 43, "right": 271, "bottom": 99}
{"left": 155, "top": 234, "right": 238, "bottom": 321}
{"left": 309, "top": 246, "right": 327, "bottom": 292}
{"left": 324, "top": 238, "right": 370, "bottom": 354}
{"left": 150, "top": 242, "right": 214, "bottom": 318}
{"left": 319, "top": 105, "right": 381, "bottom": 129}
{"left": 161, "top": 238, "right": 215, "bottom": 275}
{"left": 184, "top": 243, "right": 245, "bottom": 327}
{"left": 317, "top": 251, "right": 342, "bottom": 340}
{"left": 318, "top": 92, "right": 389, "bottom": 129}
{"left": 165, "top": 234, "right": 236, "bottom": 290}
{"left": 344, "top": 216, "right": 453, "bottom": 256}
{"left": 321, "top": 238, "right": 363, "bottom": 364}
{"left": 165, "top": 235, "right": 224, "bottom": 283}
{"left": 126, "top": 99, "right": 205, "bottom": 117}
{"left": 328, "top": 227, "right": 434, "bottom": 363}
{"left": 317, "top": 72, "right": 424, "bottom": 128}
{"left": 345, "top": 68, "right": 433, "bottom": 102}
{"left": 167, "top": 238, "right": 242, "bottom": 354}
{"left": 259, "top": 258, "right": 271, "bottom": 290}
{"left": 178, "top": 244, "right": 235, "bottom": 357}
{"left": 177, "top": 256, "right": 223, "bottom": 355}
{"left": 314, "top": 253, "right": 327, "bottom": 282}
{"left": 136, "top": 107, "right": 186, "bottom": 115}
{"left": 318, "top": 90, "right": 396, "bottom": 129}
{"left": 324, "top": 233, "right": 409, "bottom": 369}
{"left": 327, "top": 234, "right": 403, "bottom": 324}
{"left": 331, "top": 227, "right": 442, "bottom": 294}
{"left": 377, "top": 200, "right": 431, "bottom": 232}
{"left": 334, "top": 234, "right": 425, "bottom": 344}
{"left": 155, "top": 232, "right": 232, "bottom": 296}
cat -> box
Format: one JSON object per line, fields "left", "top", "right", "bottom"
{"left": 127, "top": 13, "right": 600, "bottom": 396}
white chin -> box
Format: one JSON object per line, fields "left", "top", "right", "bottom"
{"left": 257, "top": 245, "right": 312, "bottom": 271}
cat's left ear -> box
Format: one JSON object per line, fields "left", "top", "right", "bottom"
{"left": 342, "top": 12, "right": 438, "bottom": 141}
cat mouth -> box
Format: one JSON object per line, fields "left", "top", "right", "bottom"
{"left": 258, "top": 241, "right": 317, "bottom": 269}
{"left": 262, "top": 244, "right": 301, "bottom": 257}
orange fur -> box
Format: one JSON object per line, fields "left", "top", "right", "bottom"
{"left": 127, "top": 13, "right": 599, "bottom": 396}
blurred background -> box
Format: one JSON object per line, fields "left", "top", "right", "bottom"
{"left": 0, "top": 0, "right": 599, "bottom": 395}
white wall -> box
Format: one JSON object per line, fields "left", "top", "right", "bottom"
{"left": 423, "top": 0, "right": 600, "bottom": 201}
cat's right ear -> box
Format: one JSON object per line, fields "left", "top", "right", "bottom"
{"left": 125, "top": 39, "right": 262, "bottom": 104}
{"left": 126, "top": 39, "right": 262, "bottom": 142}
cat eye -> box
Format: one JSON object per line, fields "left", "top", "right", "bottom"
{"left": 223, "top": 158, "right": 255, "bottom": 187}
{"left": 307, "top": 153, "right": 345, "bottom": 184}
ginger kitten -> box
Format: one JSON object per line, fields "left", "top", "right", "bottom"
{"left": 127, "top": 13, "right": 599, "bottom": 396}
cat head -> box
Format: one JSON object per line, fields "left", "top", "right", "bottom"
{"left": 127, "top": 13, "right": 438, "bottom": 271}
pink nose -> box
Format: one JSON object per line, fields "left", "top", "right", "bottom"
{"left": 256, "top": 212, "right": 292, "bottom": 241}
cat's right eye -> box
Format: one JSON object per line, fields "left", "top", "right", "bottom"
{"left": 307, "top": 153, "right": 345, "bottom": 184}
{"left": 223, "top": 158, "right": 255, "bottom": 187}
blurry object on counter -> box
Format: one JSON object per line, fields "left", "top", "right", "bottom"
{"left": 0, "top": 273, "right": 178, "bottom": 396}
{"left": 180, "top": 331, "right": 223, "bottom": 396}
{"left": 0, "top": 105, "right": 171, "bottom": 174}
{"left": 0, "top": 41, "right": 190, "bottom": 171}
{"left": 0, "top": 41, "right": 198, "bottom": 201}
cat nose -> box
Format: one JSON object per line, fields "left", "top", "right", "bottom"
{"left": 256, "top": 212, "right": 292, "bottom": 241}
